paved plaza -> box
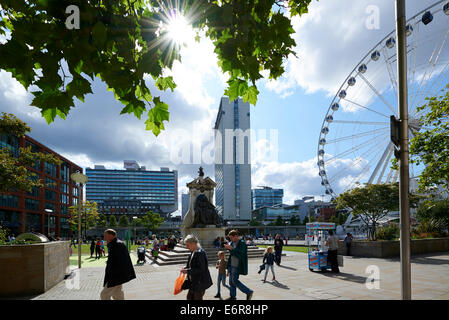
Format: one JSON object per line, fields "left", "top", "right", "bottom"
{"left": 22, "top": 251, "right": 449, "bottom": 300}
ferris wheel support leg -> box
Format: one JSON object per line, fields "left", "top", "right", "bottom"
{"left": 395, "top": 0, "right": 411, "bottom": 301}
{"left": 368, "top": 143, "right": 392, "bottom": 184}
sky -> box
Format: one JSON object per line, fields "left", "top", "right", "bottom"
{"left": 0, "top": 0, "right": 446, "bottom": 216}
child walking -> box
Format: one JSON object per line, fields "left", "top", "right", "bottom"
{"left": 262, "top": 246, "right": 275, "bottom": 283}
{"left": 214, "top": 251, "right": 230, "bottom": 299}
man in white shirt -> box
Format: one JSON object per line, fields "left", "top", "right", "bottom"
{"left": 326, "top": 230, "right": 340, "bottom": 273}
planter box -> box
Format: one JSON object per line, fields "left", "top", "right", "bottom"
{"left": 0, "top": 241, "right": 70, "bottom": 297}
{"left": 337, "top": 237, "right": 449, "bottom": 258}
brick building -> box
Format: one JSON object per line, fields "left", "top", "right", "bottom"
{"left": 0, "top": 134, "right": 82, "bottom": 239}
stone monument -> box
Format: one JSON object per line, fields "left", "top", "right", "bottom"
{"left": 182, "top": 167, "right": 225, "bottom": 247}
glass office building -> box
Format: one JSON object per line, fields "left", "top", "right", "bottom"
{"left": 251, "top": 187, "right": 284, "bottom": 210}
{"left": 85, "top": 161, "right": 178, "bottom": 218}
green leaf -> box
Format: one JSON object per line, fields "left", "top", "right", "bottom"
{"left": 155, "top": 76, "right": 177, "bottom": 92}
{"left": 145, "top": 97, "right": 169, "bottom": 136}
{"left": 242, "top": 85, "right": 259, "bottom": 105}
{"left": 92, "top": 21, "right": 107, "bottom": 47}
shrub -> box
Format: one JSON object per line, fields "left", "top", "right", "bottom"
{"left": 412, "top": 218, "right": 447, "bottom": 238}
{"left": 375, "top": 223, "right": 399, "bottom": 240}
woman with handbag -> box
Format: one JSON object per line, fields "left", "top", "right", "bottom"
{"left": 180, "top": 235, "right": 213, "bottom": 300}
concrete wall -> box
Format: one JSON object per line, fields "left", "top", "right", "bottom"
{"left": 0, "top": 241, "right": 70, "bottom": 297}
{"left": 337, "top": 238, "right": 449, "bottom": 258}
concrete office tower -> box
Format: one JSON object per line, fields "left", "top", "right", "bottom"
{"left": 86, "top": 161, "right": 178, "bottom": 219}
{"left": 214, "top": 97, "right": 251, "bottom": 223}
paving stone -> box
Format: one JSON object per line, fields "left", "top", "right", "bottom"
{"left": 5, "top": 251, "right": 444, "bottom": 300}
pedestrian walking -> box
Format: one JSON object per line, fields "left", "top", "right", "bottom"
{"left": 223, "top": 230, "right": 254, "bottom": 300}
{"left": 101, "top": 239, "right": 106, "bottom": 256}
{"left": 274, "top": 234, "right": 284, "bottom": 266}
{"left": 262, "top": 246, "right": 275, "bottom": 283}
{"left": 214, "top": 251, "right": 230, "bottom": 299}
{"left": 100, "top": 229, "right": 136, "bottom": 300}
{"left": 220, "top": 237, "right": 226, "bottom": 248}
{"left": 95, "top": 238, "right": 101, "bottom": 259}
{"left": 344, "top": 233, "right": 353, "bottom": 256}
{"left": 180, "top": 235, "right": 213, "bottom": 300}
{"left": 326, "top": 230, "right": 340, "bottom": 273}
{"left": 90, "top": 239, "right": 95, "bottom": 258}
{"left": 213, "top": 237, "right": 221, "bottom": 248}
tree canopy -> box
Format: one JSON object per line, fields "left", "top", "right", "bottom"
{"left": 334, "top": 183, "right": 421, "bottom": 240}
{"left": 69, "top": 200, "right": 99, "bottom": 236}
{"left": 141, "top": 211, "right": 164, "bottom": 232}
{"left": 409, "top": 84, "right": 449, "bottom": 193}
{"left": 0, "top": 0, "right": 312, "bottom": 135}
{"left": 108, "top": 215, "right": 118, "bottom": 228}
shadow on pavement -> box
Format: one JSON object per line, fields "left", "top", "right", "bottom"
{"left": 320, "top": 272, "right": 367, "bottom": 284}
{"left": 277, "top": 264, "right": 297, "bottom": 271}
{"left": 410, "top": 255, "right": 449, "bottom": 265}
{"left": 268, "top": 280, "right": 290, "bottom": 290}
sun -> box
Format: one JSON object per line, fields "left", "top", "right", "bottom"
{"left": 166, "top": 13, "right": 193, "bottom": 45}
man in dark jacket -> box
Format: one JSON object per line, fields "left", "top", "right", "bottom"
{"left": 181, "top": 235, "right": 213, "bottom": 300}
{"left": 224, "top": 230, "right": 253, "bottom": 300}
{"left": 274, "top": 234, "right": 284, "bottom": 266}
{"left": 100, "top": 229, "right": 136, "bottom": 300}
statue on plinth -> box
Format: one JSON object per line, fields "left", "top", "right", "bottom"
{"left": 182, "top": 167, "right": 223, "bottom": 235}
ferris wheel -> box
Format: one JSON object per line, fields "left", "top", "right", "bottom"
{"left": 317, "top": 0, "right": 449, "bottom": 199}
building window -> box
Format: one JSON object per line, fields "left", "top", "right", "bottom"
{"left": 0, "top": 194, "right": 19, "bottom": 208}
{"left": 25, "top": 198, "right": 40, "bottom": 211}
{"left": 44, "top": 161, "right": 57, "bottom": 178}
{"left": 60, "top": 194, "right": 69, "bottom": 205}
{"left": 26, "top": 213, "right": 42, "bottom": 233}
{"left": 60, "top": 205, "right": 69, "bottom": 215}
{"left": 60, "top": 183, "right": 69, "bottom": 194}
{"left": 0, "top": 134, "right": 20, "bottom": 158}
{"left": 0, "top": 210, "right": 21, "bottom": 235}
{"left": 26, "top": 140, "right": 41, "bottom": 170}
{"left": 45, "top": 177, "right": 57, "bottom": 190}
{"left": 45, "top": 189, "right": 56, "bottom": 201}
{"left": 60, "top": 162, "right": 70, "bottom": 183}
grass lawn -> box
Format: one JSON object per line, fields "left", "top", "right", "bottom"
{"left": 71, "top": 244, "right": 150, "bottom": 255}
{"left": 258, "top": 245, "right": 308, "bottom": 253}
{"left": 69, "top": 252, "right": 138, "bottom": 268}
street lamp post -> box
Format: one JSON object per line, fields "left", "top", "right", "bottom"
{"left": 395, "top": 0, "right": 411, "bottom": 300}
{"left": 71, "top": 170, "right": 88, "bottom": 269}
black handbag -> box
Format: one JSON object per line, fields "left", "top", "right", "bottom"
{"left": 181, "top": 278, "right": 191, "bottom": 290}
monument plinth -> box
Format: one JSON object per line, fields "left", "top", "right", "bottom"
{"left": 182, "top": 167, "right": 226, "bottom": 246}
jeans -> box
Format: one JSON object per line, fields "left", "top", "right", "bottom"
{"left": 264, "top": 264, "right": 275, "bottom": 281}
{"left": 217, "top": 273, "right": 230, "bottom": 295}
{"left": 229, "top": 267, "right": 253, "bottom": 298}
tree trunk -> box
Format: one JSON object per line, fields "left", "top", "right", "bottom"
{"left": 372, "top": 221, "right": 377, "bottom": 241}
